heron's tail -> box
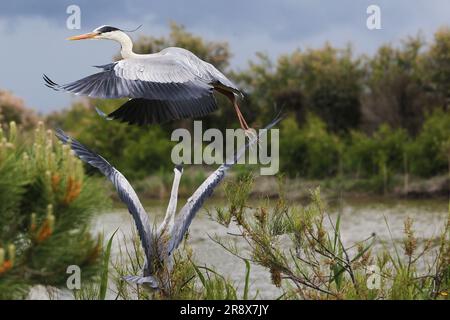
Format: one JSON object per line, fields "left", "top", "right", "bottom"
{"left": 123, "top": 275, "right": 159, "bottom": 289}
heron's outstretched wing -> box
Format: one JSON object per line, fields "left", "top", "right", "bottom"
{"left": 167, "top": 117, "right": 282, "bottom": 255}
{"left": 55, "top": 129, "right": 154, "bottom": 259}
{"left": 44, "top": 55, "right": 218, "bottom": 125}
{"left": 44, "top": 58, "right": 213, "bottom": 101}
{"left": 102, "top": 96, "right": 217, "bottom": 126}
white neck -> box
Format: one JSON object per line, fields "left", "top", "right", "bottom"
{"left": 106, "top": 31, "right": 138, "bottom": 59}
{"left": 159, "top": 168, "right": 182, "bottom": 236}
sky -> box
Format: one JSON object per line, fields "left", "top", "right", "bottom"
{"left": 1, "top": 0, "right": 450, "bottom": 113}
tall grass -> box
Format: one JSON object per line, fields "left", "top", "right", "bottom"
{"left": 72, "top": 175, "right": 448, "bottom": 300}
{"left": 208, "top": 174, "right": 449, "bottom": 300}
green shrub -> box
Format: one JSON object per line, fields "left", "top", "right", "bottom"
{"left": 0, "top": 121, "right": 108, "bottom": 298}
{"left": 409, "top": 109, "right": 450, "bottom": 177}
{"left": 280, "top": 115, "right": 341, "bottom": 178}
{"left": 209, "top": 177, "right": 450, "bottom": 300}
{"left": 345, "top": 124, "right": 409, "bottom": 178}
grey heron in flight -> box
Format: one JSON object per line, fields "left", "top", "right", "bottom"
{"left": 55, "top": 117, "right": 280, "bottom": 290}
{"left": 44, "top": 25, "right": 252, "bottom": 134}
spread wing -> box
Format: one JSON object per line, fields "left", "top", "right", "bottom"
{"left": 167, "top": 116, "right": 282, "bottom": 255}
{"left": 44, "top": 56, "right": 215, "bottom": 101}
{"left": 55, "top": 129, "right": 154, "bottom": 260}
{"left": 44, "top": 56, "right": 219, "bottom": 124}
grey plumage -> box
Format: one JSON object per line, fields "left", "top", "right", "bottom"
{"left": 55, "top": 129, "right": 154, "bottom": 262}
{"left": 167, "top": 117, "right": 280, "bottom": 254}
{"left": 55, "top": 116, "right": 281, "bottom": 289}
{"left": 45, "top": 47, "right": 241, "bottom": 125}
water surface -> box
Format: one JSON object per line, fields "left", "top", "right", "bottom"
{"left": 90, "top": 197, "right": 448, "bottom": 299}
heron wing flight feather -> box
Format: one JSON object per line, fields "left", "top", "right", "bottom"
{"left": 44, "top": 55, "right": 220, "bottom": 124}
{"left": 105, "top": 96, "right": 217, "bottom": 125}
{"left": 44, "top": 56, "right": 215, "bottom": 101}
{"left": 55, "top": 129, "right": 154, "bottom": 260}
{"left": 54, "top": 114, "right": 281, "bottom": 265}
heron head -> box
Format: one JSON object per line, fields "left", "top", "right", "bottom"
{"left": 67, "top": 25, "right": 125, "bottom": 41}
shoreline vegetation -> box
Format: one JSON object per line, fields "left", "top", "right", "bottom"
{"left": 1, "top": 23, "right": 450, "bottom": 200}
{"left": 0, "top": 121, "right": 448, "bottom": 300}
{"left": 118, "top": 170, "right": 450, "bottom": 203}
{"left": 82, "top": 176, "right": 450, "bottom": 300}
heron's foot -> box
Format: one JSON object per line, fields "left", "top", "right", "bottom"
{"left": 244, "top": 128, "right": 260, "bottom": 149}
{"left": 244, "top": 128, "right": 257, "bottom": 141}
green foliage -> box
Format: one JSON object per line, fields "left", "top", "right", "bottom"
{"left": 0, "top": 122, "right": 109, "bottom": 298}
{"left": 237, "top": 45, "right": 364, "bottom": 132}
{"left": 409, "top": 109, "right": 450, "bottom": 177}
{"left": 3, "top": 21, "right": 450, "bottom": 301}
{"left": 45, "top": 86, "right": 450, "bottom": 196}
{"left": 346, "top": 124, "right": 409, "bottom": 177}
{"left": 363, "top": 36, "right": 430, "bottom": 134}
{"left": 280, "top": 115, "right": 342, "bottom": 178}
{"left": 192, "top": 264, "right": 240, "bottom": 300}
{"left": 279, "top": 108, "right": 448, "bottom": 191}
{"left": 209, "top": 177, "right": 450, "bottom": 300}
{"left": 73, "top": 173, "right": 449, "bottom": 300}
{"left": 426, "top": 27, "right": 450, "bottom": 104}
{"left": 99, "top": 229, "right": 118, "bottom": 300}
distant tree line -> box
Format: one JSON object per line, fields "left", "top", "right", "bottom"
{"left": 2, "top": 23, "right": 450, "bottom": 191}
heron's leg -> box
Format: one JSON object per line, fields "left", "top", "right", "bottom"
{"left": 215, "top": 87, "right": 251, "bottom": 130}
{"left": 233, "top": 102, "right": 257, "bottom": 142}
{"left": 234, "top": 102, "right": 248, "bottom": 130}
{"left": 231, "top": 98, "right": 258, "bottom": 141}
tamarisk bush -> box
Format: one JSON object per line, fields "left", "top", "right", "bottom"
{"left": 209, "top": 175, "right": 450, "bottom": 300}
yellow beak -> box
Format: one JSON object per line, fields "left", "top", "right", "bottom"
{"left": 67, "top": 32, "right": 98, "bottom": 40}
